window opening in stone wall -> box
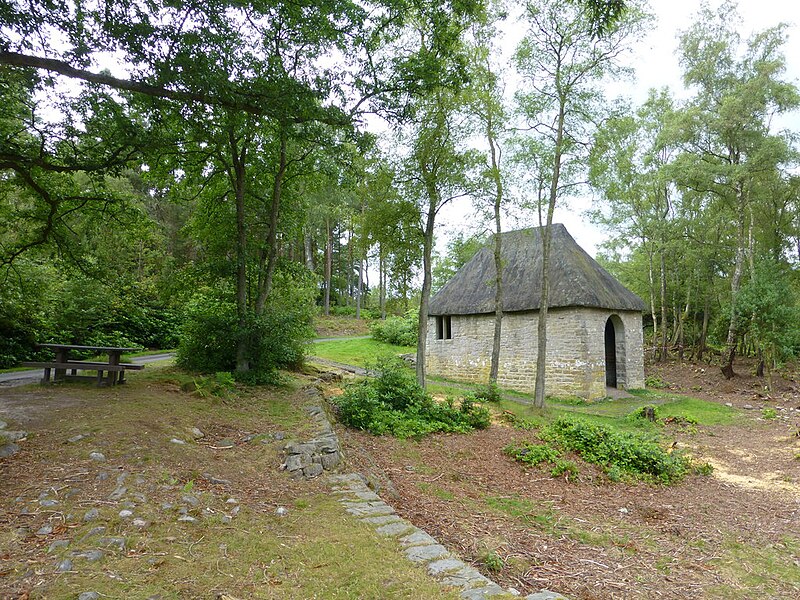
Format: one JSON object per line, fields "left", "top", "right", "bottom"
{"left": 436, "top": 315, "right": 452, "bottom": 340}
{"left": 605, "top": 318, "right": 617, "bottom": 387}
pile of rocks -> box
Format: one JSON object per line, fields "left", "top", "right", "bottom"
{"left": 281, "top": 397, "right": 341, "bottom": 479}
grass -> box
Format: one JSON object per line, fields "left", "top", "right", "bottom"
{"left": 309, "top": 338, "right": 414, "bottom": 367}
{"left": 708, "top": 536, "right": 800, "bottom": 598}
{"left": 0, "top": 364, "right": 461, "bottom": 600}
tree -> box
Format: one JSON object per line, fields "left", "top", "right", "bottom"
{"left": 675, "top": 1, "right": 800, "bottom": 377}
{"left": 515, "top": 0, "right": 644, "bottom": 407}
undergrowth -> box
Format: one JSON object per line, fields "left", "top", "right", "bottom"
{"left": 505, "top": 417, "right": 711, "bottom": 484}
{"left": 333, "top": 357, "right": 491, "bottom": 438}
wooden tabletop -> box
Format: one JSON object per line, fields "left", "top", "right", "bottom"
{"left": 37, "top": 343, "right": 144, "bottom": 353}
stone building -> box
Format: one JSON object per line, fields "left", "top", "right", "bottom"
{"left": 427, "top": 224, "right": 645, "bottom": 399}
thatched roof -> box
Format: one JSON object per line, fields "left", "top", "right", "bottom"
{"left": 429, "top": 224, "right": 646, "bottom": 315}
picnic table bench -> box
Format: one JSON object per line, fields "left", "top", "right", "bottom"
{"left": 22, "top": 344, "right": 145, "bottom": 386}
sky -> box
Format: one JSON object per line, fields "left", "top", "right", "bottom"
{"left": 435, "top": 0, "right": 800, "bottom": 259}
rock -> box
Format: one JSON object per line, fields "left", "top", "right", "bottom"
{"left": 169, "top": 438, "right": 186, "bottom": 445}
{"left": 0, "top": 420, "right": 6, "bottom": 429}
{"left": 109, "top": 486, "right": 127, "bottom": 501}
{"left": 79, "top": 549, "right": 105, "bottom": 562}
{"left": 724, "top": 403, "right": 733, "bottom": 408}
{"left": 221, "top": 515, "right": 232, "bottom": 524}
{"left": 405, "top": 544, "right": 450, "bottom": 562}
{"left": 99, "top": 537, "right": 126, "bottom": 550}
{"left": 40, "top": 498, "right": 59, "bottom": 507}
{"left": 161, "top": 502, "right": 174, "bottom": 510}
{"left": 216, "top": 439, "right": 235, "bottom": 449}
{"left": 275, "top": 506, "right": 289, "bottom": 517}
{"left": 48, "top": 540, "right": 70, "bottom": 553}
{"left": 618, "top": 507, "right": 629, "bottom": 514}
{"left": 67, "top": 434, "right": 87, "bottom": 443}
{"left": 273, "top": 431, "right": 285, "bottom": 441}
{"left": 55, "top": 558, "right": 73, "bottom": 572}
{"left": 119, "top": 510, "right": 134, "bottom": 519}
{"left": 132, "top": 518, "right": 148, "bottom": 528}
{"left": 78, "top": 593, "right": 100, "bottom": 600}
{"left": 89, "top": 451, "right": 106, "bottom": 461}
{"left": 1, "top": 430, "right": 27, "bottom": 442}
{"left": 189, "top": 427, "right": 205, "bottom": 439}
{"left": 181, "top": 495, "right": 200, "bottom": 507}
{"left": 178, "top": 515, "right": 197, "bottom": 523}
{"left": 303, "top": 463, "right": 324, "bottom": 478}
{"left": 0, "top": 443, "right": 20, "bottom": 458}
{"left": 83, "top": 508, "right": 99, "bottom": 521}
{"left": 202, "top": 473, "right": 231, "bottom": 486}
{"left": 79, "top": 527, "right": 106, "bottom": 543}
{"left": 225, "top": 498, "right": 238, "bottom": 505}
{"left": 36, "top": 524, "right": 54, "bottom": 536}
{"left": 242, "top": 434, "right": 257, "bottom": 443}
{"left": 96, "top": 471, "right": 109, "bottom": 482}
{"left": 743, "top": 404, "right": 754, "bottom": 410}
{"left": 526, "top": 591, "right": 568, "bottom": 600}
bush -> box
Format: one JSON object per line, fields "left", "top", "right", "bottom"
{"left": 370, "top": 311, "right": 418, "bottom": 347}
{"left": 177, "top": 265, "right": 315, "bottom": 382}
{"left": 333, "top": 357, "right": 490, "bottom": 438}
{"left": 541, "top": 418, "right": 691, "bottom": 484}
{"left": 474, "top": 382, "right": 502, "bottom": 403}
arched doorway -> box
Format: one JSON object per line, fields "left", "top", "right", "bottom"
{"left": 605, "top": 315, "right": 626, "bottom": 388}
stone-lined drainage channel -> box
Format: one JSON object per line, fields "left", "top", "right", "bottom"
{"left": 283, "top": 382, "right": 567, "bottom": 600}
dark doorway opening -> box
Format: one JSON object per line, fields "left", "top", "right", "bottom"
{"left": 605, "top": 318, "right": 617, "bottom": 387}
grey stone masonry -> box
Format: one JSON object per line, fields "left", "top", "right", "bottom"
{"left": 328, "top": 473, "right": 569, "bottom": 600}
{"left": 281, "top": 390, "right": 342, "bottom": 479}
{"left": 426, "top": 307, "right": 644, "bottom": 400}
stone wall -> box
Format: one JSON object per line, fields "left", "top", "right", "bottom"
{"left": 426, "top": 307, "right": 644, "bottom": 399}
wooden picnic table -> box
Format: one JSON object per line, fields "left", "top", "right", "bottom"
{"left": 22, "top": 343, "right": 145, "bottom": 386}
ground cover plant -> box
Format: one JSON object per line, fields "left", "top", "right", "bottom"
{"left": 332, "top": 357, "right": 491, "bottom": 438}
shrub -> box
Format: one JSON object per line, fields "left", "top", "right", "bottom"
{"left": 762, "top": 407, "right": 777, "bottom": 420}
{"left": 504, "top": 442, "right": 561, "bottom": 467}
{"left": 370, "top": 311, "right": 418, "bottom": 347}
{"left": 333, "top": 357, "right": 490, "bottom": 438}
{"left": 177, "top": 265, "right": 314, "bottom": 382}
{"left": 541, "top": 418, "right": 691, "bottom": 484}
{"left": 474, "top": 382, "right": 502, "bottom": 403}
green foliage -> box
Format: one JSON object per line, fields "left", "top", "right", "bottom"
{"left": 370, "top": 311, "right": 418, "bottom": 347}
{"left": 645, "top": 375, "right": 668, "bottom": 389}
{"left": 333, "top": 357, "right": 491, "bottom": 439}
{"left": 541, "top": 417, "right": 692, "bottom": 484}
{"left": 480, "top": 551, "right": 504, "bottom": 572}
{"left": 474, "top": 382, "right": 502, "bottom": 403}
{"left": 762, "top": 408, "right": 777, "bottom": 420}
{"left": 504, "top": 442, "right": 561, "bottom": 467}
{"left": 177, "top": 268, "right": 314, "bottom": 382}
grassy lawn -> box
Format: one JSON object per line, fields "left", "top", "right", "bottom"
{"left": 309, "top": 337, "right": 414, "bottom": 367}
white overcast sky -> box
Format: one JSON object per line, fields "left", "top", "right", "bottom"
{"left": 436, "top": 0, "right": 800, "bottom": 258}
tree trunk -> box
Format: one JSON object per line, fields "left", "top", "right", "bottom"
{"left": 356, "top": 256, "right": 363, "bottom": 319}
{"left": 723, "top": 187, "right": 747, "bottom": 379}
{"left": 255, "top": 132, "right": 287, "bottom": 315}
{"left": 229, "top": 127, "right": 249, "bottom": 373}
{"left": 379, "top": 248, "right": 386, "bottom": 319}
{"left": 697, "top": 292, "right": 710, "bottom": 362}
{"left": 304, "top": 233, "right": 314, "bottom": 272}
{"left": 323, "top": 218, "right": 332, "bottom": 316}
{"left": 647, "top": 244, "right": 658, "bottom": 361}
{"left": 416, "top": 203, "right": 436, "bottom": 388}
{"left": 659, "top": 249, "right": 668, "bottom": 362}
{"left": 533, "top": 98, "right": 565, "bottom": 408}
{"left": 488, "top": 115, "right": 504, "bottom": 384}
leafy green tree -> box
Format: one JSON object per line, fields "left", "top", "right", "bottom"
{"left": 675, "top": 1, "right": 800, "bottom": 376}
{"left": 515, "top": 0, "right": 644, "bottom": 406}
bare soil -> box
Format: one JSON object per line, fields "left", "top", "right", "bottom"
{"left": 340, "top": 358, "right": 800, "bottom": 599}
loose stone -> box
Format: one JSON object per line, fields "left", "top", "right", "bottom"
{"left": 55, "top": 558, "right": 73, "bottom": 572}
{"left": 216, "top": 439, "right": 235, "bottom": 449}
{"left": 67, "top": 434, "right": 87, "bottom": 443}
{"left": 78, "top": 593, "right": 100, "bottom": 600}
{"left": 1, "top": 430, "right": 27, "bottom": 442}
{"left": 169, "top": 438, "right": 186, "bottom": 445}
{"left": 0, "top": 443, "right": 21, "bottom": 458}
{"left": 178, "top": 515, "right": 197, "bottom": 523}
{"left": 190, "top": 427, "right": 205, "bottom": 439}
{"left": 79, "top": 549, "right": 105, "bottom": 562}
{"left": 132, "top": 518, "right": 148, "bottom": 528}
{"left": 275, "top": 506, "right": 289, "bottom": 517}
{"left": 48, "top": 540, "right": 70, "bottom": 553}
{"left": 36, "top": 524, "right": 54, "bottom": 536}
{"left": 181, "top": 495, "right": 199, "bottom": 507}
{"left": 119, "top": 510, "right": 134, "bottom": 519}
{"left": 89, "top": 451, "right": 106, "bottom": 461}
{"left": 39, "top": 499, "right": 59, "bottom": 507}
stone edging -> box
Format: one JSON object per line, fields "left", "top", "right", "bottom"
{"left": 284, "top": 380, "right": 568, "bottom": 599}
{"left": 328, "top": 473, "right": 567, "bottom": 600}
